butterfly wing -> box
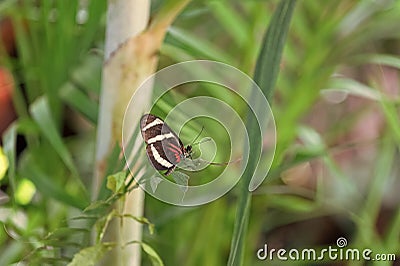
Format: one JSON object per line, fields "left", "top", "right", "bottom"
{"left": 141, "top": 114, "right": 184, "bottom": 175}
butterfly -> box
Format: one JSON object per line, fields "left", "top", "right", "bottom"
{"left": 140, "top": 114, "right": 192, "bottom": 176}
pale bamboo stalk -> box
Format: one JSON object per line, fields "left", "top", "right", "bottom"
{"left": 94, "top": 0, "right": 190, "bottom": 265}
{"left": 95, "top": 1, "right": 150, "bottom": 265}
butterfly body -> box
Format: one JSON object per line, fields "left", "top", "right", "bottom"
{"left": 140, "top": 114, "right": 192, "bottom": 175}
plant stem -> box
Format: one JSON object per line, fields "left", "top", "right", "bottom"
{"left": 95, "top": 1, "right": 150, "bottom": 265}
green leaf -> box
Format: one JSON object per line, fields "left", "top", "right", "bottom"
{"left": 19, "top": 147, "right": 88, "bottom": 209}
{"left": 141, "top": 242, "right": 164, "bottom": 266}
{"left": 380, "top": 99, "right": 400, "bottom": 143}
{"left": 228, "top": 1, "right": 297, "bottom": 266}
{"left": 160, "top": 43, "right": 195, "bottom": 62}
{"left": 125, "top": 241, "right": 164, "bottom": 266}
{"left": 167, "top": 27, "right": 235, "bottom": 64}
{"left": 297, "top": 126, "right": 325, "bottom": 154}
{"left": 269, "top": 195, "right": 316, "bottom": 212}
{"left": 29, "top": 97, "right": 86, "bottom": 192}
{"left": 0, "top": 240, "right": 25, "bottom": 266}
{"left": 121, "top": 214, "right": 155, "bottom": 235}
{"left": 356, "top": 54, "right": 400, "bottom": 69}
{"left": 68, "top": 243, "right": 115, "bottom": 266}
{"left": 252, "top": 2, "right": 296, "bottom": 101}
{"left": 83, "top": 200, "right": 111, "bottom": 212}
{"left": 45, "top": 227, "right": 90, "bottom": 240}
{"left": 60, "top": 82, "right": 98, "bottom": 124}
{"left": 326, "top": 77, "right": 383, "bottom": 101}
{"left": 208, "top": 1, "right": 249, "bottom": 46}
{"left": 106, "top": 171, "right": 127, "bottom": 193}
{"left": 70, "top": 54, "right": 103, "bottom": 95}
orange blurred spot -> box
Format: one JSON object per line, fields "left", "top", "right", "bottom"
{"left": 0, "top": 67, "right": 15, "bottom": 135}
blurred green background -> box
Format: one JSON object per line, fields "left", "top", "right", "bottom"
{"left": 0, "top": 0, "right": 399, "bottom": 265}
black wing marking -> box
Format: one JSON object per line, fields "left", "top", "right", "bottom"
{"left": 140, "top": 113, "right": 185, "bottom": 175}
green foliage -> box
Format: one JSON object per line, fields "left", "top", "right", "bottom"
{"left": 124, "top": 241, "right": 165, "bottom": 266}
{"left": 0, "top": 0, "right": 109, "bottom": 263}
{"left": 228, "top": 2, "right": 296, "bottom": 265}
{"left": 139, "top": 242, "right": 165, "bottom": 266}
{"left": 68, "top": 243, "right": 115, "bottom": 266}
{"left": 106, "top": 171, "right": 128, "bottom": 194}
{"left": 0, "top": 0, "right": 400, "bottom": 265}
{"left": 155, "top": 1, "right": 400, "bottom": 265}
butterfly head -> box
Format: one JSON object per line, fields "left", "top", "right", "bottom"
{"left": 184, "top": 145, "right": 193, "bottom": 159}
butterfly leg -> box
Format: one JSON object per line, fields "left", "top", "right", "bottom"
{"left": 165, "top": 165, "right": 177, "bottom": 176}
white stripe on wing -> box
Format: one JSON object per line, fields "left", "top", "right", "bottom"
{"left": 142, "top": 118, "right": 163, "bottom": 131}
{"left": 147, "top": 132, "right": 176, "bottom": 144}
{"left": 150, "top": 144, "right": 173, "bottom": 168}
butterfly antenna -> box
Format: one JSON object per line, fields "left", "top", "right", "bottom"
{"left": 189, "top": 126, "right": 204, "bottom": 146}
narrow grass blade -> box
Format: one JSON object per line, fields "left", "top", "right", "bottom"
{"left": 70, "top": 54, "right": 103, "bottom": 95}
{"left": 60, "top": 82, "right": 98, "bottom": 124}
{"left": 380, "top": 99, "right": 400, "bottom": 143}
{"left": 167, "top": 27, "right": 235, "bottom": 64}
{"left": 208, "top": 1, "right": 249, "bottom": 46}
{"left": 252, "top": 1, "right": 296, "bottom": 101}
{"left": 19, "top": 150, "right": 88, "bottom": 209}
{"left": 353, "top": 53, "right": 400, "bottom": 69}
{"left": 326, "top": 77, "right": 383, "bottom": 101}
{"left": 30, "top": 97, "right": 87, "bottom": 194}
{"left": 227, "top": 1, "right": 297, "bottom": 265}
